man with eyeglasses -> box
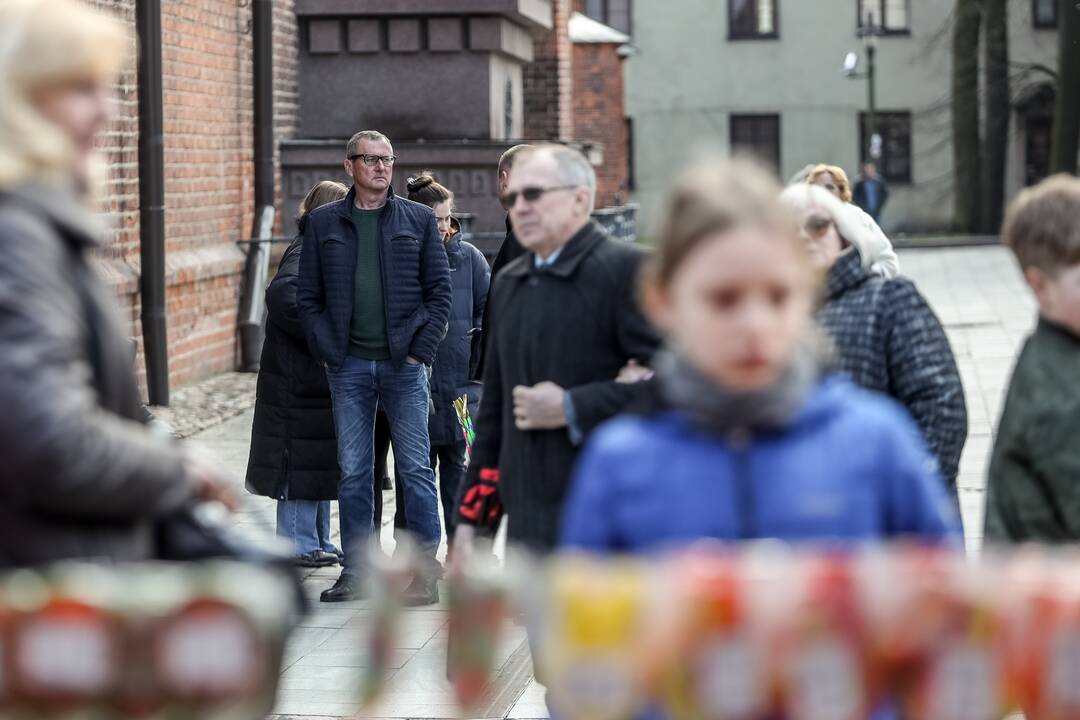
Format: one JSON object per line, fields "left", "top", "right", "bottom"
{"left": 297, "top": 130, "right": 451, "bottom": 604}
{"left": 454, "top": 144, "right": 661, "bottom": 554}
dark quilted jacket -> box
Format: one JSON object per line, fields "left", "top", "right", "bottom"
{"left": 429, "top": 232, "right": 490, "bottom": 446}
{"left": 246, "top": 231, "right": 340, "bottom": 501}
{"left": 296, "top": 186, "right": 452, "bottom": 368}
{"left": 819, "top": 249, "right": 968, "bottom": 490}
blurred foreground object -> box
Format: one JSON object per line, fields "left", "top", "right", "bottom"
{"left": 0, "top": 561, "right": 295, "bottom": 718}
{"left": 363, "top": 542, "right": 1080, "bottom": 720}
{"left": 0, "top": 0, "right": 232, "bottom": 566}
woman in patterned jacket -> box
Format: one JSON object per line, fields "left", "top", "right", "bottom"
{"left": 780, "top": 184, "right": 968, "bottom": 495}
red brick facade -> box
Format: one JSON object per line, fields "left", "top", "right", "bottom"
{"left": 86, "top": 0, "right": 298, "bottom": 392}
{"left": 77, "top": 0, "right": 627, "bottom": 394}
{"left": 524, "top": 0, "right": 630, "bottom": 209}
{"left": 523, "top": 0, "right": 574, "bottom": 142}
{"left": 572, "top": 41, "right": 629, "bottom": 208}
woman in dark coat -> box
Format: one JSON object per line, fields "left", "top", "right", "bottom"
{"left": 781, "top": 183, "right": 968, "bottom": 494}
{"left": 246, "top": 181, "right": 350, "bottom": 566}
{"left": 400, "top": 174, "right": 490, "bottom": 538}
{"left": 0, "top": 0, "right": 235, "bottom": 566}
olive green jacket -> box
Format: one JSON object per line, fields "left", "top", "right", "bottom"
{"left": 984, "top": 318, "right": 1080, "bottom": 543}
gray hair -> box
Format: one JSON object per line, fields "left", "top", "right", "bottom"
{"left": 519, "top": 144, "right": 597, "bottom": 211}
{"left": 346, "top": 130, "right": 391, "bottom": 157}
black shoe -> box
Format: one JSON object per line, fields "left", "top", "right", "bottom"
{"left": 381, "top": 475, "right": 392, "bottom": 490}
{"left": 320, "top": 574, "right": 364, "bottom": 603}
{"left": 402, "top": 574, "right": 440, "bottom": 607}
{"left": 294, "top": 550, "right": 338, "bottom": 568}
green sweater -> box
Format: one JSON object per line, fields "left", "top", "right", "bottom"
{"left": 347, "top": 206, "right": 390, "bottom": 360}
{"left": 984, "top": 318, "right": 1080, "bottom": 543}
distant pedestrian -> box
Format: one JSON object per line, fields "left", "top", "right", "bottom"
{"left": 0, "top": 0, "right": 236, "bottom": 566}
{"left": 781, "top": 184, "right": 968, "bottom": 493}
{"left": 984, "top": 175, "right": 1080, "bottom": 543}
{"left": 852, "top": 161, "right": 890, "bottom": 223}
{"left": 246, "top": 180, "right": 348, "bottom": 568}
{"left": 402, "top": 173, "right": 489, "bottom": 541}
{"left": 805, "top": 163, "right": 899, "bottom": 278}
{"left": 561, "top": 157, "right": 960, "bottom": 552}
{"left": 297, "top": 130, "right": 451, "bottom": 604}
{"left": 455, "top": 144, "right": 661, "bottom": 553}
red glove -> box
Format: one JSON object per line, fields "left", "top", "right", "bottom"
{"left": 457, "top": 468, "right": 503, "bottom": 536}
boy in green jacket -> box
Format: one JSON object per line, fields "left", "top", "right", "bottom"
{"left": 984, "top": 174, "right": 1080, "bottom": 543}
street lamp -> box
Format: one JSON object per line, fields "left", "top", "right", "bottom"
{"left": 843, "top": 12, "right": 883, "bottom": 162}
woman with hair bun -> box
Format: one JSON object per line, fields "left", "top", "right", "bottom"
{"left": 405, "top": 173, "right": 490, "bottom": 540}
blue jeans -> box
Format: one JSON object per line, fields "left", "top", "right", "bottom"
{"left": 275, "top": 500, "right": 339, "bottom": 555}
{"left": 325, "top": 356, "right": 441, "bottom": 574}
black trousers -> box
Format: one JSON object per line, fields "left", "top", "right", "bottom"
{"left": 395, "top": 440, "right": 466, "bottom": 540}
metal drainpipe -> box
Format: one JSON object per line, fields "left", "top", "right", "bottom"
{"left": 239, "top": 0, "right": 276, "bottom": 372}
{"left": 136, "top": 0, "right": 169, "bottom": 406}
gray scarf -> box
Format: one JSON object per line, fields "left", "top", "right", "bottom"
{"left": 655, "top": 336, "right": 823, "bottom": 435}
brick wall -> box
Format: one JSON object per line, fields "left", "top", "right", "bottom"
{"left": 85, "top": 0, "right": 298, "bottom": 394}
{"left": 572, "top": 41, "right": 629, "bottom": 208}
{"left": 523, "top": 0, "right": 573, "bottom": 141}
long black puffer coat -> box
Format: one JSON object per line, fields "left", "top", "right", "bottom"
{"left": 246, "top": 228, "right": 340, "bottom": 501}
{"left": 429, "top": 229, "right": 490, "bottom": 446}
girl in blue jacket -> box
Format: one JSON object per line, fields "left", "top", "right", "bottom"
{"left": 560, "top": 158, "right": 961, "bottom": 553}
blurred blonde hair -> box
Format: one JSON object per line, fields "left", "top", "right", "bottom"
{"left": 806, "top": 164, "right": 853, "bottom": 203}
{"left": 0, "top": 0, "right": 130, "bottom": 191}
{"left": 645, "top": 155, "right": 819, "bottom": 293}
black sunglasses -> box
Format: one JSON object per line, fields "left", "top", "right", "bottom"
{"left": 499, "top": 185, "right": 579, "bottom": 210}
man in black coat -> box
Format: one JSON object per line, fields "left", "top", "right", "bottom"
{"left": 455, "top": 145, "right": 661, "bottom": 552}
{"left": 473, "top": 144, "right": 532, "bottom": 381}
{"left": 297, "top": 130, "right": 452, "bottom": 603}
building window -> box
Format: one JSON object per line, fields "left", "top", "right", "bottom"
{"left": 857, "top": 0, "right": 910, "bottom": 34}
{"left": 859, "top": 111, "right": 912, "bottom": 184}
{"left": 730, "top": 114, "right": 781, "bottom": 172}
{"left": 729, "top": 0, "right": 778, "bottom": 40}
{"left": 626, "top": 117, "right": 636, "bottom": 191}
{"left": 1033, "top": 0, "right": 1058, "bottom": 28}
{"left": 584, "top": 0, "right": 633, "bottom": 36}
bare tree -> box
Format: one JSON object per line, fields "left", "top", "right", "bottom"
{"left": 1050, "top": 0, "right": 1080, "bottom": 174}
{"left": 982, "top": 0, "right": 1009, "bottom": 232}
{"left": 952, "top": 0, "right": 982, "bottom": 231}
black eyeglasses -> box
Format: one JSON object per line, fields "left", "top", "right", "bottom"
{"left": 348, "top": 154, "right": 396, "bottom": 167}
{"left": 499, "top": 185, "right": 579, "bottom": 210}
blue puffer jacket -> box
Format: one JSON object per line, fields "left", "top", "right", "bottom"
{"left": 429, "top": 231, "right": 490, "bottom": 446}
{"left": 561, "top": 375, "right": 962, "bottom": 552}
{"left": 296, "top": 186, "right": 452, "bottom": 369}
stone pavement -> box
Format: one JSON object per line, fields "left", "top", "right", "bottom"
{"left": 186, "top": 244, "right": 1033, "bottom": 719}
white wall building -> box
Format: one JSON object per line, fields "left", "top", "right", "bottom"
{"left": 624, "top": 0, "right": 1061, "bottom": 234}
